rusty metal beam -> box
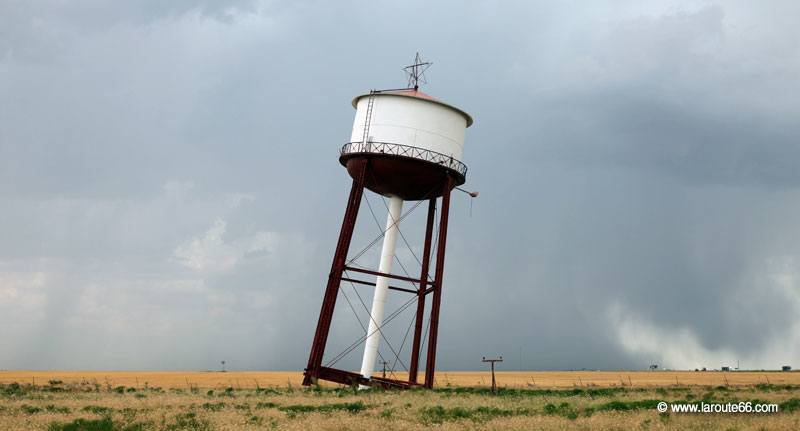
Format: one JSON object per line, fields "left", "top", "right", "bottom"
{"left": 343, "top": 266, "right": 424, "bottom": 285}
{"left": 341, "top": 277, "right": 418, "bottom": 294}
{"left": 316, "top": 366, "right": 420, "bottom": 389}
{"left": 303, "top": 159, "right": 367, "bottom": 386}
{"left": 424, "top": 175, "right": 453, "bottom": 389}
{"left": 408, "top": 197, "right": 436, "bottom": 383}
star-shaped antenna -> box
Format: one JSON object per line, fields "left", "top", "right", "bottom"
{"left": 403, "top": 52, "right": 432, "bottom": 90}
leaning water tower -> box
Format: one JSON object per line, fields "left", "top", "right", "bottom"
{"left": 302, "top": 54, "right": 473, "bottom": 389}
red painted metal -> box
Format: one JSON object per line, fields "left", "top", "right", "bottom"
{"left": 303, "top": 159, "right": 367, "bottom": 386}
{"left": 424, "top": 175, "right": 453, "bottom": 389}
{"left": 408, "top": 198, "right": 436, "bottom": 383}
{"left": 341, "top": 277, "right": 418, "bottom": 295}
{"left": 343, "top": 266, "right": 424, "bottom": 285}
{"left": 303, "top": 158, "right": 457, "bottom": 390}
{"left": 317, "top": 366, "right": 421, "bottom": 389}
{"left": 343, "top": 153, "right": 460, "bottom": 200}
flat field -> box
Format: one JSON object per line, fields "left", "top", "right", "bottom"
{"left": 3, "top": 370, "right": 800, "bottom": 389}
{"left": 1, "top": 371, "right": 800, "bottom": 430}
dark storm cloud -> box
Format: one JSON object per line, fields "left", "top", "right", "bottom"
{"left": 1, "top": 0, "right": 799, "bottom": 371}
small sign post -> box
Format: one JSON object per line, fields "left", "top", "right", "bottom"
{"left": 482, "top": 356, "right": 503, "bottom": 394}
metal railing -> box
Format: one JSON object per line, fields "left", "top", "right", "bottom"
{"left": 340, "top": 141, "right": 468, "bottom": 178}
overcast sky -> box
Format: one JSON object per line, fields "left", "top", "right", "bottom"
{"left": 2, "top": 0, "right": 799, "bottom": 372}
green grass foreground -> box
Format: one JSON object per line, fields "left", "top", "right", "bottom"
{"left": 1, "top": 381, "right": 799, "bottom": 430}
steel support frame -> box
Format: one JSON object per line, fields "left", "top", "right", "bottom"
{"left": 303, "top": 158, "right": 368, "bottom": 386}
{"left": 424, "top": 175, "right": 453, "bottom": 389}
{"left": 303, "top": 167, "right": 454, "bottom": 390}
{"left": 408, "top": 197, "right": 436, "bottom": 383}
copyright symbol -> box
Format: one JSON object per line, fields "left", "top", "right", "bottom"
{"left": 657, "top": 402, "right": 668, "bottom": 413}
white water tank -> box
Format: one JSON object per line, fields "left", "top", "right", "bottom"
{"left": 350, "top": 89, "right": 473, "bottom": 160}
{"left": 340, "top": 89, "right": 473, "bottom": 200}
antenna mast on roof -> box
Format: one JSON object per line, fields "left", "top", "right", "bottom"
{"left": 403, "top": 52, "right": 432, "bottom": 91}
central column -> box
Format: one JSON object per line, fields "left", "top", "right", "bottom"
{"left": 360, "top": 195, "right": 404, "bottom": 382}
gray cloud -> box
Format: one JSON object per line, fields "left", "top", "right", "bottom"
{"left": 1, "top": 1, "right": 799, "bottom": 372}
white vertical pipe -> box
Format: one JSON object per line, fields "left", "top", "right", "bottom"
{"left": 360, "top": 195, "right": 403, "bottom": 382}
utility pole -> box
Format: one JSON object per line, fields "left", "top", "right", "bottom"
{"left": 482, "top": 356, "right": 503, "bottom": 394}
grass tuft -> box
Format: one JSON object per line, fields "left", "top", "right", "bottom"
{"left": 82, "top": 405, "right": 114, "bottom": 415}
{"left": 543, "top": 402, "right": 579, "bottom": 419}
{"left": 1, "top": 383, "right": 27, "bottom": 397}
{"left": 596, "top": 399, "right": 662, "bottom": 411}
{"left": 47, "top": 417, "right": 113, "bottom": 431}
{"left": 200, "top": 402, "right": 225, "bottom": 411}
{"left": 164, "top": 412, "right": 210, "bottom": 431}
{"left": 279, "top": 401, "right": 368, "bottom": 417}
{"left": 21, "top": 404, "right": 42, "bottom": 414}
{"left": 421, "top": 405, "right": 529, "bottom": 424}
{"left": 780, "top": 398, "right": 800, "bottom": 412}
{"left": 46, "top": 404, "right": 71, "bottom": 414}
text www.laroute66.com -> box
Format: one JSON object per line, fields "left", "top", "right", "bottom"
{"left": 656, "top": 401, "right": 779, "bottom": 413}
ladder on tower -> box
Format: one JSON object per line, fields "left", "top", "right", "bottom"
{"left": 361, "top": 91, "right": 376, "bottom": 151}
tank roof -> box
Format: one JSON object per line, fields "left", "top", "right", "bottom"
{"left": 352, "top": 88, "right": 473, "bottom": 127}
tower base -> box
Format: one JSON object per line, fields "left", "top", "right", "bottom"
{"left": 302, "top": 159, "right": 454, "bottom": 389}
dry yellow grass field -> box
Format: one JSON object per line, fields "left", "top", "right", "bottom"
{"left": 2, "top": 374, "right": 800, "bottom": 431}
{"left": 2, "top": 370, "right": 799, "bottom": 389}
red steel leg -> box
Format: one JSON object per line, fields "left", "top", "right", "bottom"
{"left": 408, "top": 198, "right": 436, "bottom": 383}
{"left": 424, "top": 176, "right": 453, "bottom": 388}
{"left": 303, "top": 159, "right": 367, "bottom": 385}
